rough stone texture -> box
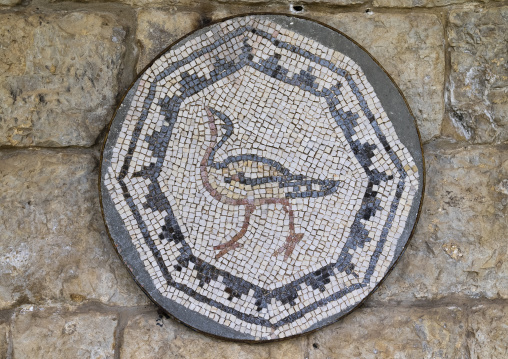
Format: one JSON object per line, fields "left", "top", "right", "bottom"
{"left": 0, "top": 11, "right": 126, "bottom": 147}
{"left": 467, "top": 304, "right": 508, "bottom": 357}
{"left": 11, "top": 306, "right": 116, "bottom": 358}
{"left": 372, "top": 142, "right": 508, "bottom": 302}
{"left": 308, "top": 306, "right": 467, "bottom": 358}
{"left": 306, "top": 12, "right": 444, "bottom": 143}
{"left": 0, "top": 321, "right": 8, "bottom": 359}
{"left": 121, "top": 310, "right": 306, "bottom": 358}
{"left": 0, "top": 0, "right": 21, "bottom": 6}
{"left": 215, "top": 0, "right": 366, "bottom": 4}
{"left": 373, "top": 0, "right": 500, "bottom": 8}
{"left": 135, "top": 9, "right": 201, "bottom": 72}
{"left": 0, "top": 150, "right": 149, "bottom": 308}
{"left": 447, "top": 7, "right": 508, "bottom": 144}
{"left": 63, "top": 0, "right": 365, "bottom": 6}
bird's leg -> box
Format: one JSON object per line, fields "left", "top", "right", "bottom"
{"left": 273, "top": 201, "right": 304, "bottom": 261}
{"left": 214, "top": 204, "right": 256, "bottom": 259}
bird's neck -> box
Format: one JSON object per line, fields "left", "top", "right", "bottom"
{"left": 202, "top": 107, "right": 234, "bottom": 168}
{"left": 200, "top": 108, "right": 221, "bottom": 200}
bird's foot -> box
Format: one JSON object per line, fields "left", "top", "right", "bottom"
{"left": 214, "top": 242, "right": 243, "bottom": 259}
{"left": 273, "top": 233, "right": 304, "bottom": 261}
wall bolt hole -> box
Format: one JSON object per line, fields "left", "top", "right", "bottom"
{"left": 291, "top": 5, "right": 304, "bottom": 12}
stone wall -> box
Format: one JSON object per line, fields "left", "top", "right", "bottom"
{"left": 0, "top": 0, "right": 506, "bottom": 357}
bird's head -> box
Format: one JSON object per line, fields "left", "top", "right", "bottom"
{"left": 224, "top": 172, "right": 245, "bottom": 184}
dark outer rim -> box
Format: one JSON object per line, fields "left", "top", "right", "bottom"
{"left": 98, "top": 12, "right": 427, "bottom": 344}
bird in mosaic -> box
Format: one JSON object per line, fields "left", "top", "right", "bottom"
{"left": 200, "top": 106, "right": 340, "bottom": 261}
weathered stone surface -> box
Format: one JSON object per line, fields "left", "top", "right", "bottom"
{"left": 373, "top": 0, "right": 499, "bottom": 8}
{"left": 0, "top": 0, "right": 21, "bottom": 6}
{"left": 308, "top": 306, "right": 467, "bottom": 359}
{"left": 65, "top": 0, "right": 364, "bottom": 7}
{"left": 215, "top": 0, "right": 366, "bottom": 4}
{"left": 0, "top": 11, "right": 126, "bottom": 147}
{"left": 121, "top": 310, "right": 306, "bottom": 358}
{"left": 447, "top": 7, "right": 508, "bottom": 143}
{"left": 467, "top": 304, "right": 508, "bottom": 357}
{"left": 372, "top": 142, "right": 508, "bottom": 302}
{"left": 305, "top": 12, "right": 444, "bottom": 143}
{"left": 0, "top": 321, "right": 8, "bottom": 359}
{"left": 135, "top": 9, "right": 201, "bottom": 73}
{"left": 11, "top": 305, "right": 116, "bottom": 358}
{"left": 0, "top": 150, "right": 149, "bottom": 308}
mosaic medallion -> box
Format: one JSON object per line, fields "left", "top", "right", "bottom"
{"left": 100, "top": 15, "right": 424, "bottom": 341}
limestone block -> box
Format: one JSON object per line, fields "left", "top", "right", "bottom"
{"left": 373, "top": 0, "right": 501, "bottom": 8}
{"left": 467, "top": 304, "right": 508, "bottom": 357}
{"left": 447, "top": 7, "right": 508, "bottom": 143}
{"left": 0, "top": 11, "right": 126, "bottom": 147}
{"left": 136, "top": 9, "right": 201, "bottom": 73}
{"left": 0, "top": 0, "right": 21, "bottom": 6}
{"left": 307, "top": 306, "right": 467, "bottom": 359}
{"left": 372, "top": 142, "right": 508, "bottom": 301}
{"left": 0, "top": 150, "right": 149, "bottom": 308}
{"left": 307, "top": 12, "right": 444, "bottom": 142}
{"left": 120, "top": 310, "right": 306, "bottom": 358}
{"left": 11, "top": 306, "right": 116, "bottom": 358}
{"left": 214, "top": 0, "right": 366, "bottom": 4}
{"left": 0, "top": 321, "right": 8, "bottom": 359}
{"left": 62, "top": 0, "right": 365, "bottom": 7}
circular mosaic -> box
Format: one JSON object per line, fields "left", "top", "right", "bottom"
{"left": 101, "top": 15, "right": 424, "bottom": 341}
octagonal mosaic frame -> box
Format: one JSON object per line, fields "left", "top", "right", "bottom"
{"left": 100, "top": 14, "right": 425, "bottom": 341}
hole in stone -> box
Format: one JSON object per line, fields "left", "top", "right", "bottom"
{"left": 365, "top": 8, "right": 372, "bottom": 13}
{"left": 157, "top": 308, "right": 169, "bottom": 319}
{"left": 200, "top": 16, "right": 212, "bottom": 27}
{"left": 313, "top": 343, "right": 319, "bottom": 349}
{"left": 291, "top": 5, "right": 304, "bottom": 12}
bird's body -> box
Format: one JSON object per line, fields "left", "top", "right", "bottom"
{"left": 200, "top": 107, "right": 340, "bottom": 261}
